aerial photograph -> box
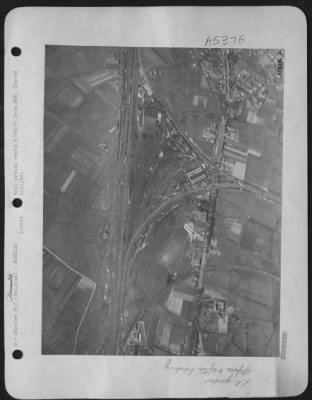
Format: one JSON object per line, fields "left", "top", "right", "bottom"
{"left": 42, "top": 46, "right": 283, "bottom": 356}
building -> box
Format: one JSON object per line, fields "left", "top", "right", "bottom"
{"left": 45, "top": 161, "right": 78, "bottom": 198}
{"left": 192, "top": 198, "right": 210, "bottom": 212}
{"left": 184, "top": 275, "right": 199, "bottom": 289}
{"left": 142, "top": 107, "right": 160, "bottom": 137}
{"left": 191, "top": 249, "right": 202, "bottom": 268}
{"left": 199, "top": 289, "right": 229, "bottom": 335}
{"left": 186, "top": 166, "right": 207, "bottom": 185}
{"left": 60, "top": 170, "right": 77, "bottom": 193}
{"left": 127, "top": 321, "right": 148, "bottom": 347}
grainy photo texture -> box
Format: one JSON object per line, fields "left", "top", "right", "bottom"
{"left": 42, "top": 46, "right": 283, "bottom": 356}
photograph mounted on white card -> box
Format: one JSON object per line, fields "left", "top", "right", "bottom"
{"left": 4, "top": 6, "right": 308, "bottom": 399}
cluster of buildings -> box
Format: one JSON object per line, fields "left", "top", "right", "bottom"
{"left": 186, "top": 49, "right": 283, "bottom": 175}
{"left": 125, "top": 280, "right": 238, "bottom": 356}
{"left": 136, "top": 81, "right": 166, "bottom": 141}
{"left": 142, "top": 48, "right": 283, "bottom": 185}
{"left": 146, "top": 60, "right": 223, "bottom": 121}
{"left": 195, "top": 288, "right": 240, "bottom": 356}
{"left": 126, "top": 191, "right": 278, "bottom": 357}
{"left": 199, "top": 51, "right": 227, "bottom": 95}
{"left": 229, "top": 57, "right": 267, "bottom": 108}
{"left": 125, "top": 321, "right": 151, "bottom": 355}
{"left": 185, "top": 164, "right": 208, "bottom": 186}
{"left": 185, "top": 193, "right": 221, "bottom": 289}
{"left": 125, "top": 191, "right": 234, "bottom": 356}
{"left": 129, "top": 189, "right": 280, "bottom": 356}
{"left": 141, "top": 105, "right": 164, "bottom": 138}
{"left": 125, "top": 283, "right": 198, "bottom": 356}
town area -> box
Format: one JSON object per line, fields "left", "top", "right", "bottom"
{"left": 42, "top": 46, "right": 283, "bottom": 356}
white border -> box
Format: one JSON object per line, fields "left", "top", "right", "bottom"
{"left": 4, "top": 6, "right": 308, "bottom": 398}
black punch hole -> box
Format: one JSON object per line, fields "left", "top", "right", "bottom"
{"left": 12, "top": 198, "right": 22, "bottom": 208}
{"left": 11, "top": 47, "right": 21, "bottom": 56}
{"left": 12, "top": 349, "right": 23, "bottom": 359}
